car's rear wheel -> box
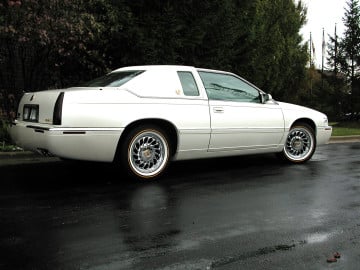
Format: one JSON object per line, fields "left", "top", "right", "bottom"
{"left": 280, "top": 123, "right": 316, "bottom": 163}
{"left": 121, "top": 125, "right": 171, "bottom": 180}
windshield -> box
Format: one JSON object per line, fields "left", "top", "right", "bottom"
{"left": 80, "top": 70, "right": 144, "bottom": 87}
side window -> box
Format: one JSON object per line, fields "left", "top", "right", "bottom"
{"left": 177, "top": 71, "right": 200, "bottom": 96}
{"left": 198, "top": 71, "right": 260, "bottom": 103}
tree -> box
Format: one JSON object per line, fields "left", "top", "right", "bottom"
{"left": 0, "top": 0, "right": 311, "bottom": 118}
{"left": 339, "top": 0, "right": 360, "bottom": 112}
{"left": 109, "top": 0, "right": 245, "bottom": 69}
{"left": 327, "top": 27, "right": 341, "bottom": 75}
{"left": 326, "top": 26, "right": 348, "bottom": 118}
{"left": 235, "top": 0, "right": 308, "bottom": 101}
{"left": 0, "top": 0, "right": 122, "bottom": 95}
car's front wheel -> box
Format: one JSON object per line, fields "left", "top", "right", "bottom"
{"left": 120, "top": 125, "right": 171, "bottom": 180}
{"left": 280, "top": 123, "right": 316, "bottom": 163}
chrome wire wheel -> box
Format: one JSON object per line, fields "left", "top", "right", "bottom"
{"left": 128, "top": 129, "right": 169, "bottom": 179}
{"left": 283, "top": 125, "right": 315, "bottom": 163}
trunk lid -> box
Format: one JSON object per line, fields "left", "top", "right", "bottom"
{"left": 17, "top": 90, "right": 64, "bottom": 125}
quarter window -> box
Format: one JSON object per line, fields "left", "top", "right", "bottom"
{"left": 198, "top": 71, "right": 260, "bottom": 103}
{"left": 177, "top": 71, "right": 200, "bottom": 96}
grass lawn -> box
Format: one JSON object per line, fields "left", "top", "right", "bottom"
{"left": 330, "top": 121, "right": 360, "bottom": 136}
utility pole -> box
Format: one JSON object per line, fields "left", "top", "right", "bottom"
{"left": 322, "top": 28, "right": 325, "bottom": 74}
{"left": 309, "top": 32, "right": 312, "bottom": 68}
{"left": 309, "top": 32, "right": 313, "bottom": 95}
{"left": 334, "top": 23, "right": 338, "bottom": 75}
{"left": 322, "top": 28, "right": 325, "bottom": 89}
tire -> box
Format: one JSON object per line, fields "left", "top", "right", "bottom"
{"left": 120, "top": 125, "right": 171, "bottom": 180}
{"left": 280, "top": 123, "right": 316, "bottom": 163}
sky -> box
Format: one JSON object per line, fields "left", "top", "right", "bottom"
{"left": 299, "top": 0, "right": 348, "bottom": 69}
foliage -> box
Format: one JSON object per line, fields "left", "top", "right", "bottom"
{"left": 238, "top": 0, "right": 308, "bottom": 102}
{"left": 110, "top": 0, "right": 248, "bottom": 69}
{"left": 108, "top": 0, "right": 308, "bottom": 101}
{"left": 341, "top": 0, "right": 360, "bottom": 78}
{"left": 0, "top": 88, "right": 17, "bottom": 120}
{"left": 0, "top": 0, "right": 123, "bottom": 95}
{"left": 327, "top": 30, "right": 341, "bottom": 75}
{"left": 327, "top": 0, "right": 360, "bottom": 113}
{"left": 298, "top": 66, "right": 353, "bottom": 121}
{"left": 0, "top": 118, "right": 11, "bottom": 143}
{"left": 0, "top": 0, "right": 309, "bottom": 115}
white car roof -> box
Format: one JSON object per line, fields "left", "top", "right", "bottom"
{"left": 112, "top": 65, "right": 196, "bottom": 72}
{"left": 111, "top": 65, "right": 232, "bottom": 75}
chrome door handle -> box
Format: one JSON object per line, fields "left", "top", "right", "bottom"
{"left": 213, "top": 107, "right": 224, "bottom": 113}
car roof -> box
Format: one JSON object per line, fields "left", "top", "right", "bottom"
{"left": 111, "top": 65, "right": 232, "bottom": 75}
{"left": 112, "top": 65, "right": 195, "bottom": 72}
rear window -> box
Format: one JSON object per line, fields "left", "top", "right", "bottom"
{"left": 80, "top": 70, "right": 144, "bottom": 87}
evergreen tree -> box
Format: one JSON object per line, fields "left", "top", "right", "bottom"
{"left": 326, "top": 26, "right": 348, "bottom": 117}
{"left": 236, "top": 0, "right": 308, "bottom": 101}
{"left": 0, "top": 0, "right": 312, "bottom": 114}
{"left": 340, "top": 0, "right": 360, "bottom": 111}
{"left": 327, "top": 27, "right": 341, "bottom": 75}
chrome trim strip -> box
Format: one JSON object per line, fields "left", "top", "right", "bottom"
{"left": 211, "top": 128, "right": 284, "bottom": 134}
{"left": 26, "top": 125, "right": 49, "bottom": 131}
{"left": 26, "top": 125, "right": 123, "bottom": 132}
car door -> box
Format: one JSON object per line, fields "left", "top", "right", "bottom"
{"left": 198, "top": 71, "right": 285, "bottom": 151}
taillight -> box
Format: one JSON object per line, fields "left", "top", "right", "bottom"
{"left": 23, "top": 104, "right": 39, "bottom": 122}
{"left": 53, "top": 92, "right": 64, "bottom": 125}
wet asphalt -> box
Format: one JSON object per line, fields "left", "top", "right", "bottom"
{"left": 0, "top": 142, "right": 360, "bottom": 270}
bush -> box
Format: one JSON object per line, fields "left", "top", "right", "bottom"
{"left": 0, "top": 119, "right": 21, "bottom": 151}
{"left": 0, "top": 118, "right": 11, "bottom": 144}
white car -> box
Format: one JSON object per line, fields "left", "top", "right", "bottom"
{"left": 10, "top": 65, "right": 332, "bottom": 180}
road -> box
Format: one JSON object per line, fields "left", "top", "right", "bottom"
{"left": 0, "top": 142, "right": 360, "bottom": 270}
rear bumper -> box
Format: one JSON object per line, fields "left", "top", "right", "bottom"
{"left": 10, "top": 121, "right": 123, "bottom": 162}
{"left": 317, "top": 126, "right": 333, "bottom": 145}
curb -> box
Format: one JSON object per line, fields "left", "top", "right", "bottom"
{"left": 0, "top": 150, "right": 40, "bottom": 159}
{"left": 329, "top": 135, "right": 360, "bottom": 143}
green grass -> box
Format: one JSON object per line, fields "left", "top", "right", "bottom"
{"left": 0, "top": 142, "right": 21, "bottom": 152}
{"left": 330, "top": 121, "right": 360, "bottom": 136}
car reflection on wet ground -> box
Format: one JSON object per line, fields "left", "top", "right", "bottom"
{"left": 0, "top": 142, "right": 360, "bottom": 270}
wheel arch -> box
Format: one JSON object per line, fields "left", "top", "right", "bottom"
{"left": 290, "top": 118, "right": 316, "bottom": 135}
{"left": 114, "top": 118, "right": 179, "bottom": 162}
{"left": 279, "top": 117, "right": 317, "bottom": 164}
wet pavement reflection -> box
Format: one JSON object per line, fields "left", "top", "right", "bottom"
{"left": 0, "top": 142, "right": 360, "bottom": 269}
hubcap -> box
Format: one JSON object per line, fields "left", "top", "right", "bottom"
{"left": 284, "top": 128, "right": 313, "bottom": 161}
{"left": 129, "top": 131, "right": 167, "bottom": 177}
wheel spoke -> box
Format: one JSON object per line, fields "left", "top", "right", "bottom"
{"left": 284, "top": 126, "right": 314, "bottom": 162}
{"left": 129, "top": 130, "right": 168, "bottom": 177}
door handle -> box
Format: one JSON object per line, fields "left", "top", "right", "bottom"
{"left": 213, "top": 107, "right": 224, "bottom": 113}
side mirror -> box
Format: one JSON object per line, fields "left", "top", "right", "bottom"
{"left": 260, "top": 93, "right": 273, "bottom": 103}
